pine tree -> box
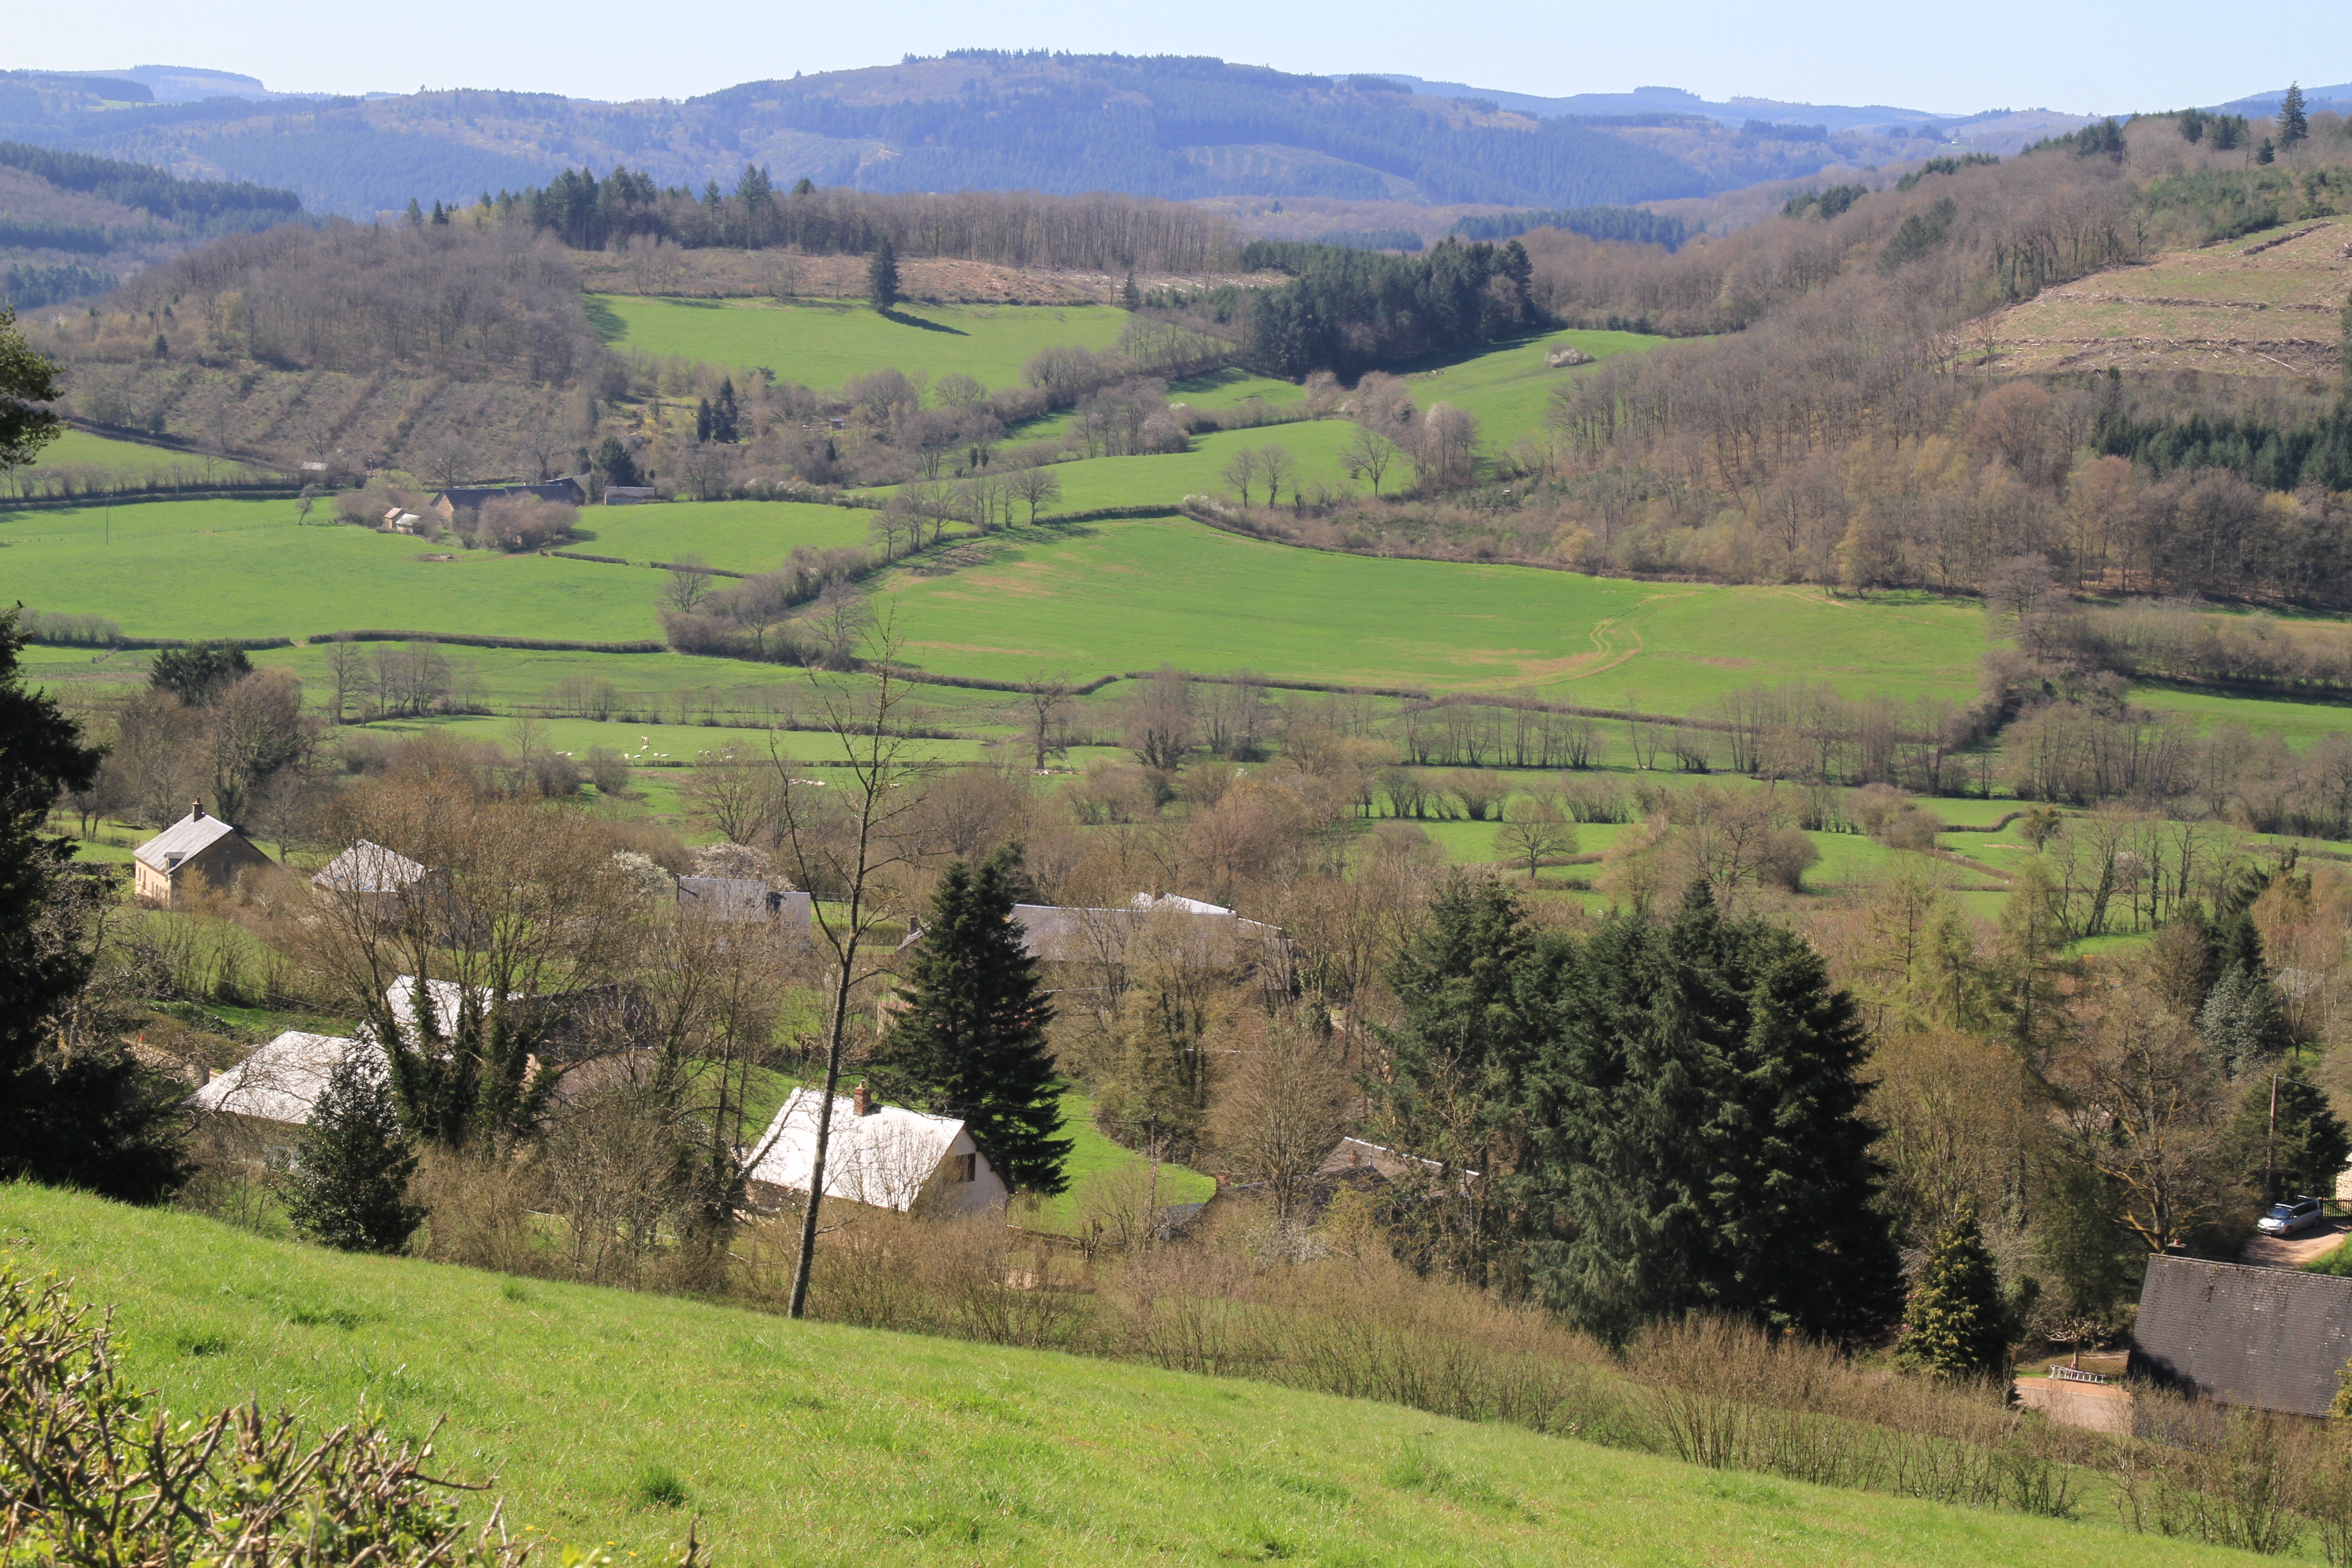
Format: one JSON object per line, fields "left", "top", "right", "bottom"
{"left": 1526, "top": 883, "right": 1901, "bottom": 1343}
{"left": 2281, "top": 83, "right": 2309, "bottom": 146}
{"left": 0, "top": 608, "right": 187, "bottom": 1200}
{"left": 2259, "top": 138, "right": 2276, "bottom": 166}
{"left": 1896, "top": 1203, "right": 2012, "bottom": 1382}
{"left": 2230, "top": 1062, "right": 2350, "bottom": 1203}
{"left": 715, "top": 378, "right": 740, "bottom": 442}
{"left": 1120, "top": 268, "right": 1141, "bottom": 310}
{"left": 871, "top": 847, "right": 1071, "bottom": 1194}
{"left": 694, "top": 397, "right": 713, "bottom": 443}
{"left": 284, "top": 1049, "right": 425, "bottom": 1252}
{"left": 868, "top": 238, "right": 900, "bottom": 312}
{"left": 2198, "top": 966, "right": 2294, "bottom": 1073}
{"left": 404, "top": 197, "right": 424, "bottom": 229}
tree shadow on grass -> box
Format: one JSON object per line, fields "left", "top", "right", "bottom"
{"left": 879, "top": 308, "right": 968, "bottom": 336}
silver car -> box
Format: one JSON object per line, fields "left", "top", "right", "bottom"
{"left": 2257, "top": 1197, "right": 2327, "bottom": 1236}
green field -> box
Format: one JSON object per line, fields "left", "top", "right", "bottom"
{"left": 591, "top": 296, "right": 1129, "bottom": 389}
{"left": 0, "top": 1187, "right": 2254, "bottom": 1568}
{"left": 20, "top": 427, "right": 266, "bottom": 483}
{"left": 1028, "top": 420, "right": 1362, "bottom": 512}
{"left": 883, "top": 518, "right": 1990, "bottom": 709}
{"left": 2130, "top": 681, "right": 2352, "bottom": 749}
{"left": 572, "top": 500, "right": 879, "bottom": 570}
{"left": 1401, "top": 327, "right": 1662, "bottom": 446}
{"left": 0, "top": 499, "right": 664, "bottom": 644}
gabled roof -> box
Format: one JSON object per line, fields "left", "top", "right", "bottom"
{"left": 2134, "top": 1253, "right": 2352, "bottom": 1416}
{"left": 133, "top": 810, "right": 246, "bottom": 875}
{"left": 313, "top": 840, "right": 431, "bottom": 894}
{"left": 385, "top": 975, "right": 521, "bottom": 1040}
{"left": 745, "top": 1088, "right": 969, "bottom": 1212}
{"left": 189, "top": 1031, "right": 376, "bottom": 1127}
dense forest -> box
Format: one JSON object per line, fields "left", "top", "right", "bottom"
{"left": 0, "top": 142, "right": 301, "bottom": 310}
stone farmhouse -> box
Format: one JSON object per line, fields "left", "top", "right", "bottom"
{"left": 429, "top": 476, "right": 585, "bottom": 521}
{"left": 131, "top": 802, "right": 275, "bottom": 909}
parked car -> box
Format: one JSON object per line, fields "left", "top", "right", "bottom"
{"left": 2257, "top": 1197, "right": 2328, "bottom": 1236}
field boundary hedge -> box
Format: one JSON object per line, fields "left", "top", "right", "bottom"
{"left": 310, "top": 630, "right": 668, "bottom": 653}
{"left": 23, "top": 633, "right": 293, "bottom": 652}
{"left": 0, "top": 483, "right": 303, "bottom": 511}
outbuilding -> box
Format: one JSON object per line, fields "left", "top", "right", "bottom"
{"left": 745, "top": 1083, "right": 1004, "bottom": 1218}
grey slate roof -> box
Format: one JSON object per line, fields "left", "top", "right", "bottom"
{"left": 434, "top": 477, "right": 584, "bottom": 511}
{"left": 133, "top": 810, "right": 244, "bottom": 874}
{"left": 312, "top": 840, "right": 430, "bottom": 894}
{"left": 2132, "top": 1253, "right": 2352, "bottom": 1416}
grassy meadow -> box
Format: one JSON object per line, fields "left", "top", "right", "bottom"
{"left": 0, "top": 1186, "right": 2264, "bottom": 1568}
{"left": 571, "top": 500, "right": 879, "bottom": 570}
{"left": 1400, "top": 326, "right": 1662, "bottom": 446}
{"left": 17, "top": 427, "right": 270, "bottom": 485}
{"left": 590, "top": 295, "right": 1130, "bottom": 387}
{"left": 880, "top": 517, "right": 1990, "bottom": 708}
{"left": 0, "top": 498, "right": 662, "bottom": 644}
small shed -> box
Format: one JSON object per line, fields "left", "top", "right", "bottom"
{"left": 745, "top": 1084, "right": 1004, "bottom": 1218}
{"left": 189, "top": 1030, "right": 374, "bottom": 1139}
{"left": 312, "top": 840, "right": 437, "bottom": 915}
{"left": 2132, "top": 1253, "right": 2352, "bottom": 1417}
{"left": 131, "top": 802, "right": 275, "bottom": 909}
{"left": 677, "top": 877, "right": 813, "bottom": 935}
{"left": 429, "top": 476, "right": 585, "bottom": 520}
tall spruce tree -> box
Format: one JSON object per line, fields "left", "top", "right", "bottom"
{"left": 1895, "top": 1202, "right": 2012, "bottom": 1382}
{"left": 0, "top": 608, "right": 187, "bottom": 1200}
{"left": 872, "top": 847, "right": 1071, "bottom": 1194}
{"left": 2281, "top": 83, "right": 2309, "bottom": 147}
{"left": 2230, "top": 1062, "right": 2350, "bottom": 1204}
{"left": 1526, "top": 883, "right": 1901, "bottom": 1343}
{"left": 284, "top": 1049, "right": 425, "bottom": 1253}
{"left": 868, "top": 238, "right": 900, "bottom": 312}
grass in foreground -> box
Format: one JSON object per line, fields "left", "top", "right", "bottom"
{"left": 0, "top": 1186, "right": 2263, "bottom": 1567}
{"left": 20, "top": 427, "right": 268, "bottom": 485}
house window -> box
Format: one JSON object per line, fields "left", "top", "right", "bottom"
{"left": 949, "top": 1152, "right": 977, "bottom": 1183}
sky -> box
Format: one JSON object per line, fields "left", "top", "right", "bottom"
{"left": 10, "top": 0, "right": 2349, "bottom": 114}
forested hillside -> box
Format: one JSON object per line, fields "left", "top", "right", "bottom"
{"left": 0, "top": 142, "right": 300, "bottom": 309}
{"left": 0, "top": 54, "right": 1905, "bottom": 218}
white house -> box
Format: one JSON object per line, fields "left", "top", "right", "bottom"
{"left": 745, "top": 1084, "right": 1004, "bottom": 1217}
{"left": 189, "top": 1030, "right": 376, "bottom": 1132}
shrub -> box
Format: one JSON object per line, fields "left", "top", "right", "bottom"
{"left": 472, "top": 494, "right": 578, "bottom": 552}
{"left": 0, "top": 1267, "right": 704, "bottom": 1566}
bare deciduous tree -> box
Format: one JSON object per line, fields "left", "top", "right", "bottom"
{"left": 769, "top": 626, "right": 937, "bottom": 1318}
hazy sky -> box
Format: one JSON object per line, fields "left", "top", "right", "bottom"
{"left": 10, "top": 0, "right": 2347, "bottom": 113}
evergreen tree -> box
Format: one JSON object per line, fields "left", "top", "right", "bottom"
{"left": 1375, "top": 876, "right": 1555, "bottom": 1285}
{"left": 148, "top": 640, "right": 252, "bottom": 706}
{"left": 2198, "top": 965, "right": 2294, "bottom": 1073}
{"left": 694, "top": 397, "right": 713, "bottom": 443}
{"left": 1895, "top": 1203, "right": 2012, "bottom": 1382}
{"left": 1120, "top": 268, "right": 1141, "bottom": 310}
{"left": 791, "top": 176, "right": 817, "bottom": 196}
{"left": 715, "top": 378, "right": 740, "bottom": 442}
{"left": 2281, "top": 84, "right": 2309, "bottom": 146}
{"left": 2230, "top": 1062, "right": 2350, "bottom": 1203}
{"left": 2258, "top": 138, "right": 2276, "bottom": 166}
{"left": 593, "top": 436, "right": 640, "bottom": 490}
{"left": 871, "top": 846, "right": 1071, "bottom": 1194}
{"left": 283, "top": 1049, "right": 424, "bottom": 1252}
{"left": 868, "top": 238, "right": 901, "bottom": 312}
{"left": 0, "top": 609, "right": 186, "bottom": 1200}
{"left": 404, "top": 197, "right": 424, "bottom": 229}
{"left": 1526, "top": 883, "right": 1901, "bottom": 1343}
{"left": 1, "top": 304, "right": 67, "bottom": 468}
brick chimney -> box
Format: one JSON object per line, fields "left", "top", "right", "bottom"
{"left": 852, "top": 1081, "right": 871, "bottom": 1116}
{"left": 190, "top": 799, "right": 206, "bottom": 820}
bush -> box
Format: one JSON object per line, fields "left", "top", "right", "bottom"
{"left": 472, "top": 494, "right": 578, "bottom": 552}
{"left": 0, "top": 1267, "right": 700, "bottom": 1567}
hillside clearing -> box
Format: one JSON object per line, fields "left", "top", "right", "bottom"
{"left": 0, "top": 1186, "right": 2261, "bottom": 1568}
{"left": 591, "top": 295, "right": 1130, "bottom": 388}
{"left": 1985, "top": 221, "right": 2349, "bottom": 378}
